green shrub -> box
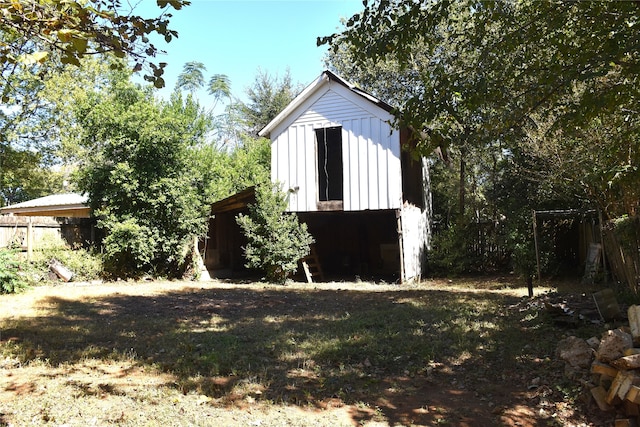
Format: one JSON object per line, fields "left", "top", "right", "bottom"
{"left": 0, "top": 248, "right": 28, "bottom": 294}
{"left": 510, "top": 240, "right": 537, "bottom": 281}
{"left": 610, "top": 215, "right": 639, "bottom": 253}
{"left": 236, "top": 183, "right": 314, "bottom": 284}
{"left": 429, "top": 225, "right": 477, "bottom": 274}
{"left": 101, "top": 218, "right": 156, "bottom": 279}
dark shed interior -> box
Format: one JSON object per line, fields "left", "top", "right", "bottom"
{"left": 297, "top": 210, "right": 401, "bottom": 282}
{"left": 205, "top": 187, "right": 403, "bottom": 282}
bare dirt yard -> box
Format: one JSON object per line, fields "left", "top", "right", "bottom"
{"left": 0, "top": 278, "right": 615, "bottom": 426}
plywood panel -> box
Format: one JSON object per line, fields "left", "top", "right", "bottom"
{"left": 288, "top": 124, "right": 298, "bottom": 204}
{"left": 358, "top": 119, "right": 370, "bottom": 210}
{"left": 290, "top": 124, "right": 303, "bottom": 212}
{"left": 274, "top": 130, "right": 287, "bottom": 204}
{"left": 400, "top": 204, "right": 430, "bottom": 282}
{"left": 305, "top": 124, "right": 317, "bottom": 211}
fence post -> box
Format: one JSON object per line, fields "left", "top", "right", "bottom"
{"left": 598, "top": 209, "right": 608, "bottom": 284}
{"left": 533, "top": 210, "right": 541, "bottom": 281}
{"left": 27, "top": 216, "right": 33, "bottom": 261}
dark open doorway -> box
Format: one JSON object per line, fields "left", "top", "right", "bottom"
{"left": 316, "top": 126, "right": 343, "bottom": 202}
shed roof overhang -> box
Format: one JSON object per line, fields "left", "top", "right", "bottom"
{"left": 210, "top": 187, "right": 256, "bottom": 215}
{"left": 0, "top": 193, "right": 90, "bottom": 218}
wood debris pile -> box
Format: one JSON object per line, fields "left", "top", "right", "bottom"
{"left": 558, "top": 305, "right": 640, "bottom": 427}
{"left": 512, "top": 290, "right": 611, "bottom": 327}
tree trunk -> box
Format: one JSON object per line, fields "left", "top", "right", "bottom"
{"left": 458, "top": 146, "right": 467, "bottom": 224}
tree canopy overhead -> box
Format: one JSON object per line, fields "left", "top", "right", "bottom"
{"left": 0, "top": 0, "right": 189, "bottom": 92}
{"left": 320, "top": 0, "right": 639, "bottom": 277}
{"left": 322, "top": 0, "right": 639, "bottom": 148}
{"left": 321, "top": 0, "right": 640, "bottom": 218}
{"left": 0, "top": 0, "right": 189, "bottom": 206}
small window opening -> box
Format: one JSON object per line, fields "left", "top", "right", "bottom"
{"left": 316, "top": 126, "right": 343, "bottom": 201}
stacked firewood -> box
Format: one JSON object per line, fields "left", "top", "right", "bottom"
{"left": 559, "top": 306, "right": 640, "bottom": 426}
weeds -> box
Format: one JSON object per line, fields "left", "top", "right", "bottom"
{"left": 30, "top": 234, "right": 102, "bottom": 282}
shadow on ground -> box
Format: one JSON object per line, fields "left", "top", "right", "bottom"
{"left": 0, "top": 281, "right": 603, "bottom": 426}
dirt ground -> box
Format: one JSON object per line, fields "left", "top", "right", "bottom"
{"left": 0, "top": 278, "right": 612, "bottom": 426}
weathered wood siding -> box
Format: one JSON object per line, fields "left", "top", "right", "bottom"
{"left": 271, "top": 84, "right": 402, "bottom": 212}
{"left": 399, "top": 158, "right": 431, "bottom": 282}
{"left": 0, "top": 216, "right": 93, "bottom": 249}
{"left": 400, "top": 204, "right": 430, "bottom": 282}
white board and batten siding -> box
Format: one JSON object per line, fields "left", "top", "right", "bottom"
{"left": 270, "top": 82, "right": 402, "bottom": 213}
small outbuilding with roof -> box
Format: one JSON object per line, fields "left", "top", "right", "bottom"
{"left": 0, "top": 193, "right": 90, "bottom": 218}
{"left": 208, "top": 71, "right": 431, "bottom": 283}
{"left": 0, "top": 193, "right": 93, "bottom": 256}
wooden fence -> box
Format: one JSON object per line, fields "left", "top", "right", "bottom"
{"left": 0, "top": 216, "right": 94, "bottom": 251}
{"left": 433, "top": 212, "right": 600, "bottom": 276}
{"left": 430, "top": 220, "right": 510, "bottom": 272}
{"left": 602, "top": 216, "right": 640, "bottom": 293}
{"left": 466, "top": 221, "right": 509, "bottom": 267}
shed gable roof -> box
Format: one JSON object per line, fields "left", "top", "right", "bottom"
{"left": 258, "top": 70, "right": 395, "bottom": 138}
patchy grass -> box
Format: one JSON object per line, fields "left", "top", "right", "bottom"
{"left": 0, "top": 278, "right": 607, "bottom": 426}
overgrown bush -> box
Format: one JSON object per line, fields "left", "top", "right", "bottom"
{"left": 76, "top": 82, "right": 209, "bottom": 280}
{"left": 510, "top": 240, "right": 537, "bottom": 284}
{"left": 0, "top": 248, "right": 28, "bottom": 293}
{"left": 610, "top": 215, "right": 640, "bottom": 253}
{"left": 101, "top": 218, "right": 156, "bottom": 279}
{"left": 236, "top": 183, "right": 314, "bottom": 284}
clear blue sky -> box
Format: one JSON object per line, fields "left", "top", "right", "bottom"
{"left": 135, "top": 0, "right": 364, "bottom": 106}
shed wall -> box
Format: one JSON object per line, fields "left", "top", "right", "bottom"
{"left": 271, "top": 85, "right": 402, "bottom": 212}
{"left": 400, "top": 205, "right": 429, "bottom": 282}
{"left": 399, "top": 157, "right": 431, "bottom": 282}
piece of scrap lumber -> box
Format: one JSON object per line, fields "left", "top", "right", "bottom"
{"left": 607, "top": 370, "right": 637, "bottom": 404}
{"left": 626, "top": 385, "right": 640, "bottom": 405}
{"left": 592, "top": 361, "right": 619, "bottom": 377}
{"left": 629, "top": 305, "right": 640, "bottom": 343}
{"left": 591, "top": 386, "right": 614, "bottom": 411}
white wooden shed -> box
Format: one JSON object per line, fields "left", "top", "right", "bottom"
{"left": 259, "top": 70, "right": 431, "bottom": 282}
